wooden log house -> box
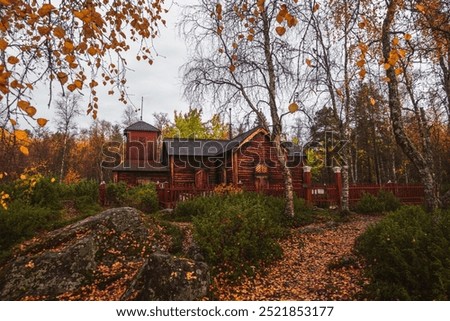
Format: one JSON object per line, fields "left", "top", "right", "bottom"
{"left": 112, "top": 120, "right": 304, "bottom": 191}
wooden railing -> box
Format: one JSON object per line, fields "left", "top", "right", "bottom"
{"left": 309, "top": 183, "right": 424, "bottom": 208}
{"left": 311, "top": 184, "right": 340, "bottom": 208}
{"left": 153, "top": 183, "right": 425, "bottom": 209}
{"left": 156, "top": 187, "right": 215, "bottom": 209}
{"left": 348, "top": 184, "right": 424, "bottom": 206}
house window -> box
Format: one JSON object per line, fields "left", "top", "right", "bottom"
{"left": 255, "top": 163, "right": 269, "bottom": 191}
{"left": 137, "top": 177, "right": 152, "bottom": 185}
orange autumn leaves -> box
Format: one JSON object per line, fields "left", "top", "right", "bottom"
{"left": 0, "top": 0, "right": 166, "bottom": 157}
{"left": 212, "top": 215, "right": 381, "bottom": 300}
{"left": 0, "top": 0, "right": 166, "bottom": 123}
{"left": 356, "top": 30, "right": 411, "bottom": 81}
{"left": 275, "top": 3, "right": 299, "bottom": 36}
{"left": 14, "top": 101, "right": 49, "bottom": 151}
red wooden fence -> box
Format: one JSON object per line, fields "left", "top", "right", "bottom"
{"left": 155, "top": 183, "right": 424, "bottom": 209}
{"left": 348, "top": 184, "right": 424, "bottom": 206}
{"left": 156, "top": 187, "right": 215, "bottom": 209}
{"left": 310, "top": 183, "right": 424, "bottom": 208}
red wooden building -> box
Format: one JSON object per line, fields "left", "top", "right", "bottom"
{"left": 111, "top": 120, "right": 425, "bottom": 208}
{"left": 112, "top": 120, "right": 304, "bottom": 191}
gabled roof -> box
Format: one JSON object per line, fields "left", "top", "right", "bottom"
{"left": 163, "top": 127, "right": 269, "bottom": 157}
{"left": 124, "top": 121, "right": 160, "bottom": 133}
{"left": 161, "top": 127, "right": 304, "bottom": 158}
{"left": 222, "top": 126, "right": 269, "bottom": 153}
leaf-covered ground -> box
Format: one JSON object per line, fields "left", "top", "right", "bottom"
{"left": 211, "top": 214, "right": 382, "bottom": 301}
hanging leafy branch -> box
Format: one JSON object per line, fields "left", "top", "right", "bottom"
{"left": 0, "top": 0, "right": 167, "bottom": 155}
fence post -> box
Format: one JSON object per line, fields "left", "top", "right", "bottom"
{"left": 303, "top": 166, "right": 312, "bottom": 205}
{"left": 99, "top": 181, "right": 106, "bottom": 206}
{"left": 333, "top": 167, "right": 342, "bottom": 208}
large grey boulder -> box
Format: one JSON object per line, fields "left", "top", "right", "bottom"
{"left": 0, "top": 207, "right": 209, "bottom": 301}
{"left": 122, "top": 252, "right": 209, "bottom": 301}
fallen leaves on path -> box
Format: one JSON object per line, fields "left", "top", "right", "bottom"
{"left": 212, "top": 215, "right": 382, "bottom": 301}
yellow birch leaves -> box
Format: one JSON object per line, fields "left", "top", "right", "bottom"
{"left": 288, "top": 102, "right": 299, "bottom": 113}
{"left": 217, "top": 2, "right": 300, "bottom": 73}
{"left": 19, "top": 146, "right": 29, "bottom": 156}
{"left": 357, "top": 34, "right": 409, "bottom": 81}
{"left": 383, "top": 35, "right": 407, "bottom": 79}
{"left": 276, "top": 26, "right": 286, "bottom": 36}
{"left": 13, "top": 129, "right": 30, "bottom": 156}
{"left": 37, "top": 118, "right": 48, "bottom": 127}
{"left": 275, "top": 4, "right": 298, "bottom": 35}
{"left": 17, "top": 100, "right": 37, "bottom": 117}
{"left": 0, "top": 39, "right": 8, "bottom": 50}
{"left": 0, "top": 0, "right": 167, "bottom": 123}
{"left": 0, "top": 191, "right": 9, "bottom": 210}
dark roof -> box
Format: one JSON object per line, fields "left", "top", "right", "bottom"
{"left": 162, "top": 127, "right": 304, "bottom": 157}
{"left": 112, "top": 162, "right": 169, "bottom": 172}
{"left": 232, "top": 126, "right": 265, "bottom": 143}
{"left": 222, "top": 126, "right": 267, "bottom": 153}
{"left": 163, "top": 138, "right": 229, "bottom": 157}
{"left": 162, "top": 127, "right": 266, "bottom": 157}
{"left": 124, "top": 121, "right": 160, "bottom": 133}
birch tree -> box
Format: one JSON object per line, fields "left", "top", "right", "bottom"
{"left": 54, "top": 93, "right": 81, "bottom": 182}
{"left": 356, "top": 0, "right": 446, "bottom": 210}
{"left": 181, "top": 0, "right": 305, "bottom": 217}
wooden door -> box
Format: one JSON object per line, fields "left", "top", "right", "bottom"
{"left": 195, "top": 169, "right": 208, "bottom": 189}
{"left": 255, "top": 175, "right": 268, "bottom": 191}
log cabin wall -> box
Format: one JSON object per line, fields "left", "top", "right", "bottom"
{"left": 172, "top": 156, "right": 196, "bottom": 186}
{"left": 116, "top": 171, "right": 169, "bottom": 186}
{"left": 125, "top": 131, "right": 159, "bottom": 165}
{"left": 233, "top": 133, "right": 283, "bottom": 189}
{"left": 115, "top": 122, "right": 304, "bottom": 191}
{"left": 230, "top": 132, "right": 303, "bottom": 190}
{"left": 224, "top": 151, "right": 233, "bottom": 185}
{"left": 171, "top": 155, "right": 219, "bottom": 187}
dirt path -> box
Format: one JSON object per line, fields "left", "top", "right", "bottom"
{"left": 212, "top": 215, "right": 381, "bottom": 300}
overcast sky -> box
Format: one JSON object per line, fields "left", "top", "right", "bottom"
{"left": 32, "top": 2, "right": 190, "bottom": 131}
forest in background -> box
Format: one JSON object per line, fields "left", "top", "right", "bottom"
{"left": 1, "top": 90, "right": 449, "bottom": 192}
{"left": 0, "top": 0, "right": 449, "bottom": 205}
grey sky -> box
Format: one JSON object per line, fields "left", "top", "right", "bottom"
{"left": 32, "top": 2, "right": 189, "bottom": 131}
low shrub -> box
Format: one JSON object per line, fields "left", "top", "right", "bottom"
{"left": 29, "top": 177, "right": 63, "bottom": 209}
{"left": 105, "top": 182, "right": 128, "bottom": 206}
{"left": 355, "top": 193, "right": 384, "bottom": 213}
{"left": 125, "top": 183, "right": 158, "bottom": 213}
{"left": 60, "top": 179, "right": 99, "bottom": 202}
{"left": 355, "top": 190, "right": 401, "bottom": 214}
{"left": 0, "top": 201, "right": 61, "bottom": 254}
{"left": 72, "top": 180, "right": 99, "bottom": 203}
{"left": 172, "top": 192, "right": 322, "bottom": 277}
{"left": 192, "top": 193, "right": 284, "bottom": 277}
{"left": 173, "top": 192, "right": 316, "bottom": 226}
{"left": 0, "top": 175, "right": 63, "bottom": 209}
{"left": 172, "top": 196, "right": 213, "bottom": 221}
{"left": 58, "top": 180, "right": 102, "bottom": 217}
{"left": 74, "top": 195, "right": 102, "bottom": 217}
{"left": 355, "top": 206, "right": 450, "bottom": 300}
{"left": 158, "top": 221, "right": 184, "bottom": 255}
{"left": 291, "top": 197, "right": 317, "bottom": 227}
{"left": 377, "top": 190, "right": 402, "bottom": 212}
